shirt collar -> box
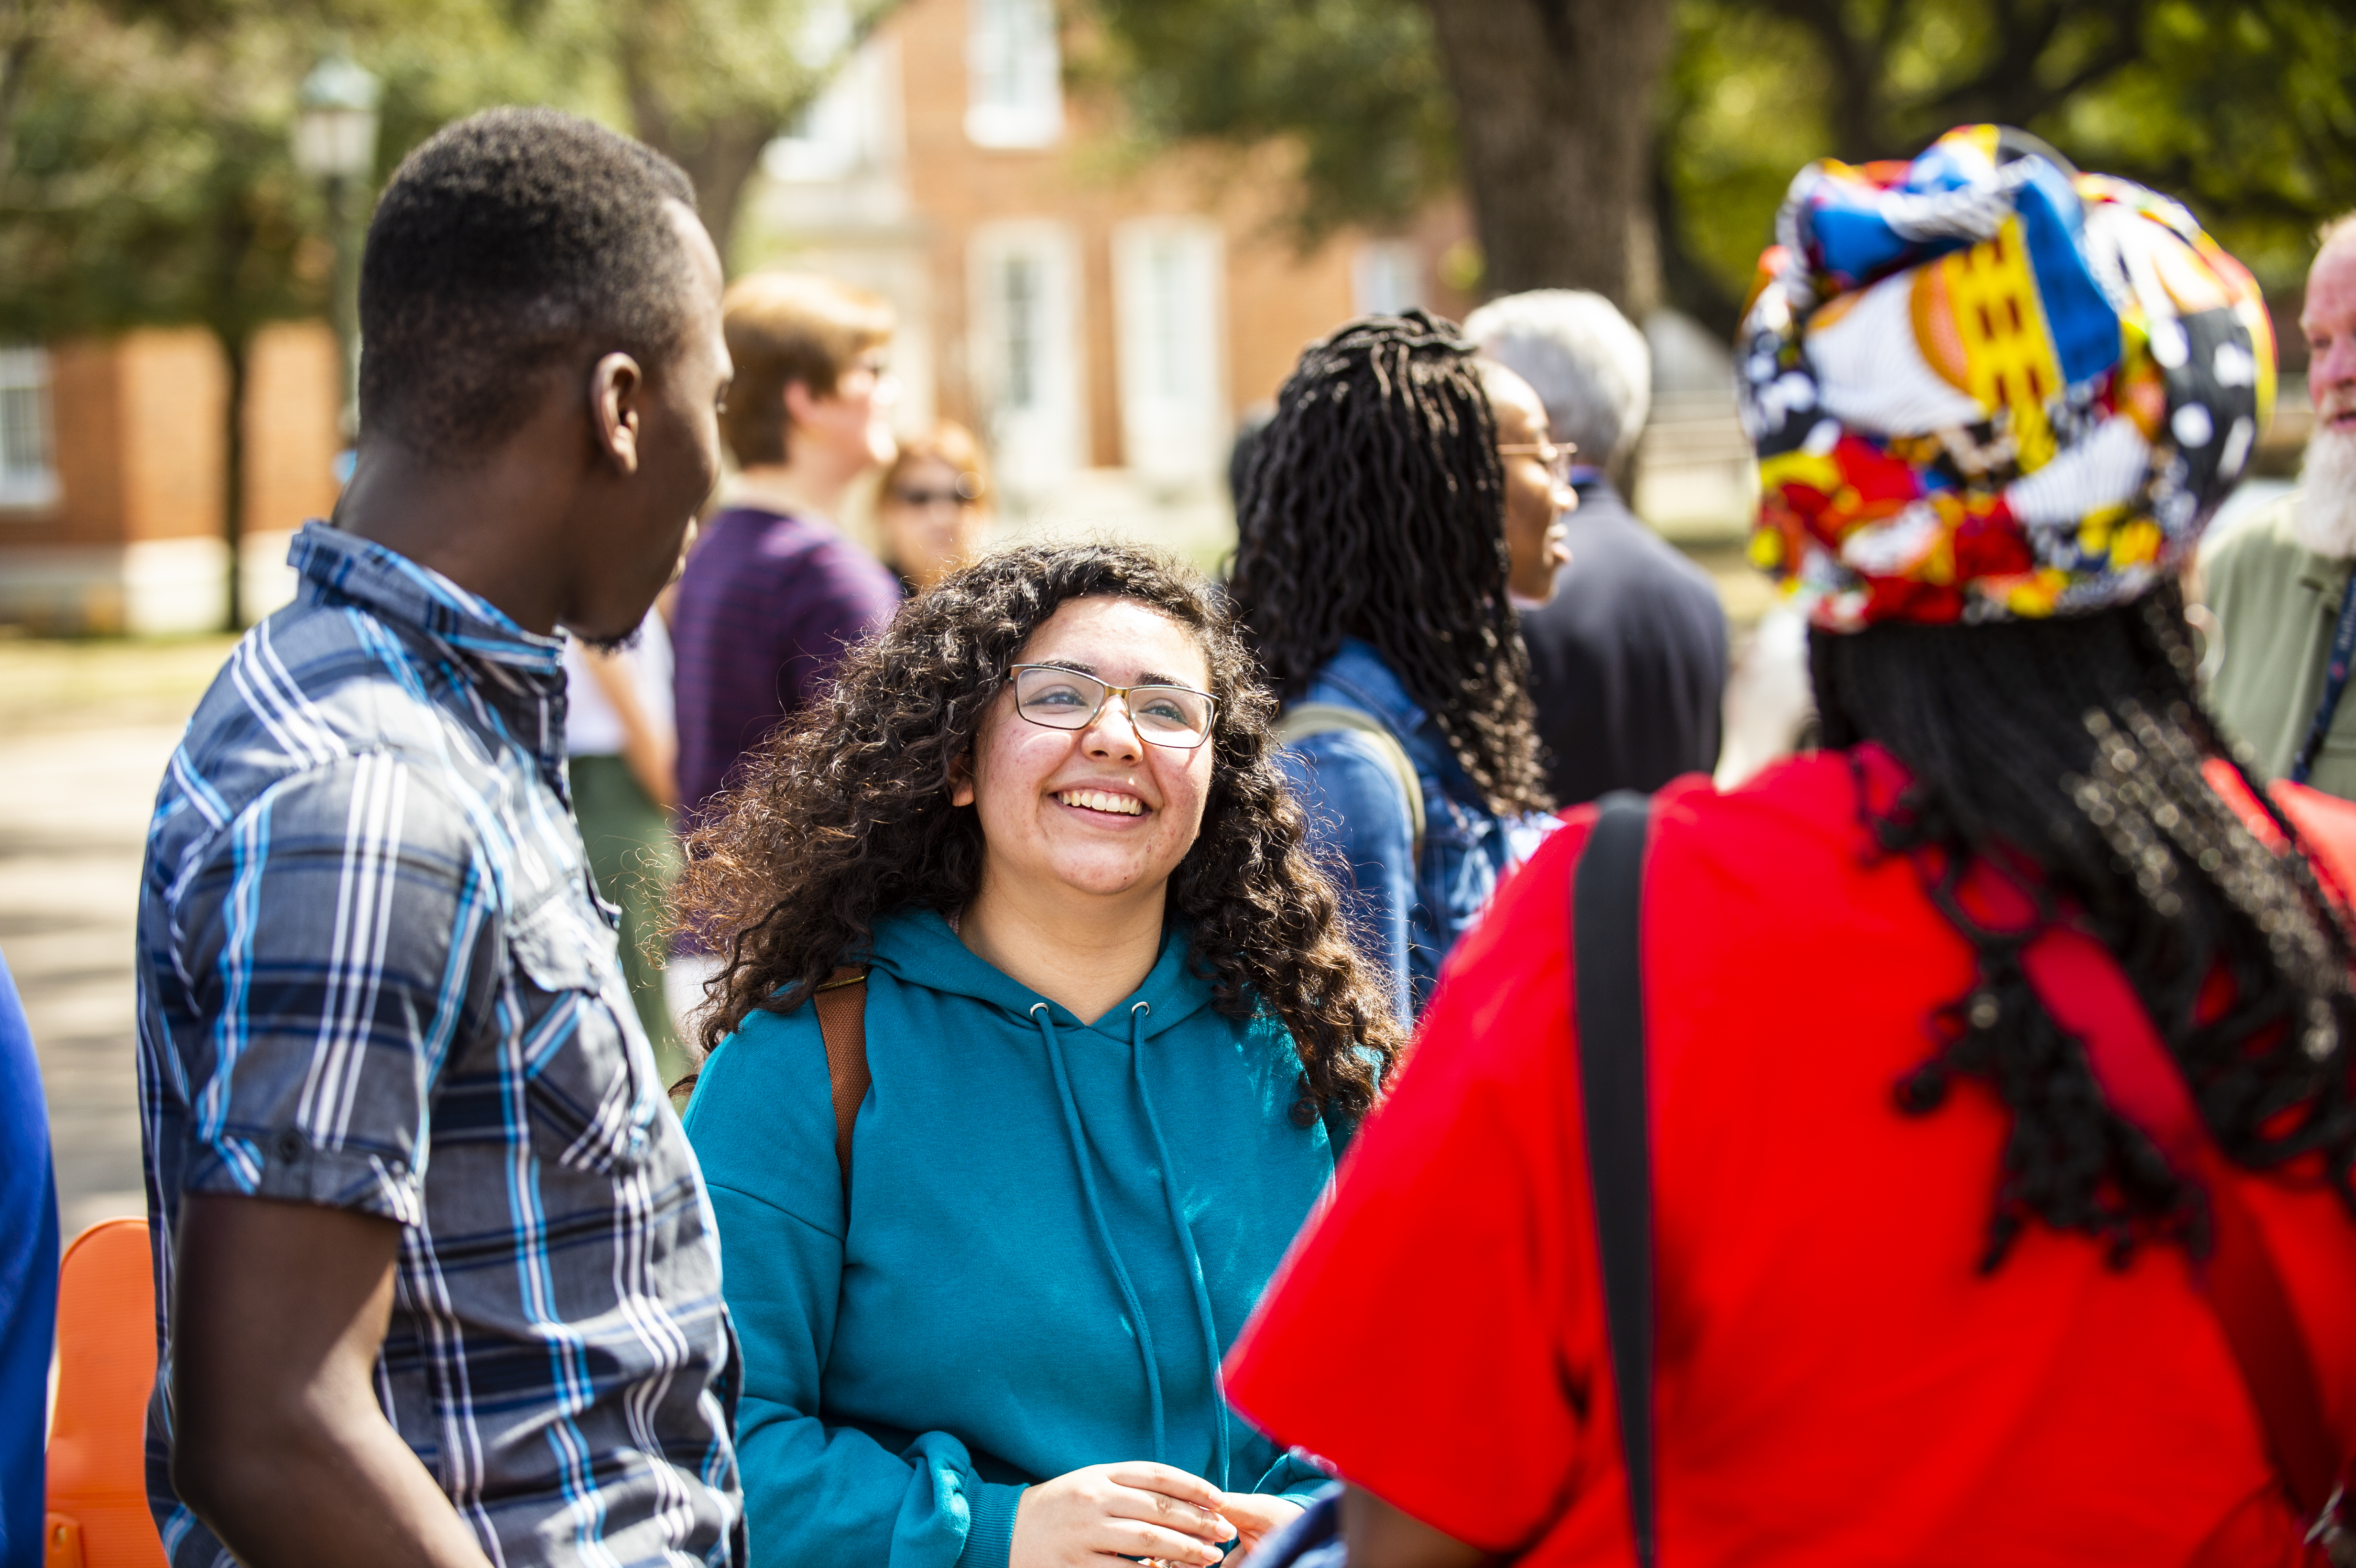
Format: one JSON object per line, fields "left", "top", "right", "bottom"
{"left": 289, "top": 520, "right": 567, "bottom": 678}
{"left": 2298, "top": 551, "right": 2356, "bottom": 598}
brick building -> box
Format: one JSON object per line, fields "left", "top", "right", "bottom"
{"left": 1, "top": 0, "right": 1448, "bottom": 632}
{"left": 739, "top": 0, "right": 1477, "bottom": 560}
{"left": 0, "top": 322, "right": 341, "bottom": 634}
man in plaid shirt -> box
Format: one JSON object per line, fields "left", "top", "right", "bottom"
{"left": 135, "top": 109, "right": 743, "bottom": 1568}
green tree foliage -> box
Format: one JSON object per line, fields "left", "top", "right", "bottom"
{"left": 1661, "top": 0, "right": 2356, "bottom": 327}
{"left": 0, "top": 0, "right": 891, "bottom": 625}
{"left": 0, "top": 0, "right": 580, "bottom": 624}
{"left": 0, "top": 0, "right": 903, "bottom": 349}
{"left": 1084, "top": 0, "right": 1454, "bottom": 239}
{"left": 1093, "top": 0, "right": 2356, "bottom": 328}
{"left": 0, "top": 0, "right": 563, "bottom": 345}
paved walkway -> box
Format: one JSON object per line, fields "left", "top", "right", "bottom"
{"left": 2, "top": 637, "right": 232, "bottom": 1240}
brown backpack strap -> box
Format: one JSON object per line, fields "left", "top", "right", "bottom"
{"left": 814, "top": 966, "right": 872, "bottom": 1189}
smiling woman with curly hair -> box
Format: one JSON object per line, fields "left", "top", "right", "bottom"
{"left": 673, "top": 540, "right": 1401, "bottom": 1568}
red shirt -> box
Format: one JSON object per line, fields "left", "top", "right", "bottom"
{"left": 1226, "top": 749, "right": 2356, "bottom": 1566}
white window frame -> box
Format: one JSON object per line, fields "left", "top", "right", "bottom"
{"left": 1113, "top": 218, "right": 1228, "bottom": 485}
{"left": 1351, "top": 240, "right": 1424, "bottom": 318}
{"left": 764, "top": 31, "right": 902, "bottom": 185}
{"left": 965, "top": 0, "right": 1063, "bottom": 149}
{"left": 0, "top": 348, "right": 59, "bottom": 511}
{"left": 968, "top": 220, "right": 1084, "bottom": 495}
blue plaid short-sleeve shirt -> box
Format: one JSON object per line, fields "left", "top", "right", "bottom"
{"left": 136, "top": 522, "right": 744, "bottom": 1568}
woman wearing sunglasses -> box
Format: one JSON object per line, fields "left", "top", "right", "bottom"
{"left": 877, "top": 419, "right": 994, "bottom": 595}
{"left": 675, "top": 542, "right": 1401, "bottom": 1568}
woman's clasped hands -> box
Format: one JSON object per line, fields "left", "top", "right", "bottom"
{"left": 1010, "top": 1463, "right": 1306, "bottom": 1566}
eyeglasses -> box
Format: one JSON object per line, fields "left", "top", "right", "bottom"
{"left": 889, "top": 473, "right": 985, "bottom": 509}
{"left": 1497, "top": 440, "right": 1579, "bottom": 485}
{"left": 1009, "top": 664, "right": 1218, "bottom": 750}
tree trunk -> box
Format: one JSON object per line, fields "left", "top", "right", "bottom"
{"left": 658, "top": 117, "right": 774, "bottom": 270}
{"left": 0, "top": 0, "right": 55, "bottom": 187}
{"left": 0, "top": 34, "right": 34, "bottom": 185}
{"left": 1421, "top": 0, "right": 1674, "bottom": 316}
{"left": 219, "top": 328, "right": 247, "bottom": 632}
{"left": 623, "top": 59, "right": 783, "bottom": 272}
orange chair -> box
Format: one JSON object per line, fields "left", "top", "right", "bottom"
{"left": 44, "top": 1218, "right": 167, "bottom": 1568}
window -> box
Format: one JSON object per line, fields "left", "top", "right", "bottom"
{"left": 764, "top": 30, "right": 901, "bottom": 185}
{"left": 1113, "top": 219, "right": 1227, "bottom": 483}
{"left": 969, "top": 222, "right": 1083, "bottom": 494}
{"left": 1003, "top": 252, "right": 1043, "bottom": 408}
{"left": 1352, "top": 240, "right": 1424, "bottom": 317}
{"left": 0, "top": 348, "right": 58, "bottom": 510}
{"left": 966, "top": 0, "right": 1062, "bottom": 149}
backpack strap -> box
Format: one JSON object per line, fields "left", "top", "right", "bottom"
{"left": 1319, "top": 1100, "right": 1356, "bottom": 1163}
{"left": 1275, "top": 701, "right": 1426, "bottom": 860}
{"left": 814, "top": 966, "right": 872, "bottom": 1189}
{"left": 1571, "top": 791, "right": 1657, "bottom": 1568}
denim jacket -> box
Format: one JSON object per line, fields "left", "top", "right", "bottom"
{"left": 1276, "top": 640, "right": 1547, "bottom": 1021}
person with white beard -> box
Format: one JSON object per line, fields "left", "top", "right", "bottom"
{"left": 2205, "top": 213, "right": 2356, "bottom": 797}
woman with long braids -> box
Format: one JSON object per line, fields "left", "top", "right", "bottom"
{"left": 1226, "top": 131, "right": 2356, "bottom": 1565}
{"left": 674, "top": 542, "right": 1400, "bottom": 1566}
{"left": 1230, "top": 311, "right": 1570, "bottom": 1019}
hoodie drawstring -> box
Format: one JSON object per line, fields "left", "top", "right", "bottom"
{"left": 1127, "top": 1001, "right": 1234, "bottom": 1491}
{"left": 1034, "top": 1002, "right": 1168, "bottom": 1464}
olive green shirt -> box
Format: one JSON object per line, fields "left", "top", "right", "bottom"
{"left": 2203, "top": 491, "right": 2356, "bottom": 800}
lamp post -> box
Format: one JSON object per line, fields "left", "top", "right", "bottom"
{"left": 294, "top": 53, "right": 380, "bottom": 446}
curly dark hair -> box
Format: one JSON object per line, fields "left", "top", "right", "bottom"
{"left": 672, "top": 540, "right": 1405, "bottom": 1124}
{"left": 1228, "top": 310, "right": 1551, "bottom": 817}
{"left": 1813, "top": 583, "right": 2356, "bottom": 1270}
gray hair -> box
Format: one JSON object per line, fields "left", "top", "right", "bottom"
{"left": 1463, "top": 289, "right": 1651, "bottom": 468}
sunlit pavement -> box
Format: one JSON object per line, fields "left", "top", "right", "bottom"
{"left": 1, "top": 637, "right": 232, "bottom": 1240}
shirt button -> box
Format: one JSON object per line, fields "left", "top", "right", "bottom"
{"left": 274, "top": 1130, "right": 306, "bottom": 1162}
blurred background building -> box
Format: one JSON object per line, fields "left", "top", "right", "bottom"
{"left": 0, "top": 0, "right": 2338, "bottom": 632}
{"left": 0, "top": 0, "right": 1768, "bottom": 629}
{"left": 0, "top": 327, "right": 339, "bottom": 633}
{"left": 730, "top": 0, "right": 1491, "bottom": 567}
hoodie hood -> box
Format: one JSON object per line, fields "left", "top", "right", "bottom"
{"left": 863, "top": 906, "right": 1223, "bottom": 1042}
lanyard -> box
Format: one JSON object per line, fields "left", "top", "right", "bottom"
{"left": 2290, "top": 566, "right": 2356, "bottom": 785}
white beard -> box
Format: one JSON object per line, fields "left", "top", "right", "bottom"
{"left": 2291, "top": 425, "right": 2356, "bottom": 559}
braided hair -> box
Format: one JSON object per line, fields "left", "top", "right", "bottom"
{"left": 1229, "top": 310, "right": 1550, "bottom": 817}
{"left": 1813, "top": 582, "right": 2356, "bottom": 1269}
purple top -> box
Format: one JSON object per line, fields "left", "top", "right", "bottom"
{"left": 673, "top": 505, "right": 900, "bottom": 818}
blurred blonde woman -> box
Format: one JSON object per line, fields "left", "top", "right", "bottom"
{"left": 877, "top": 420, "right": 993, "bottom": 595}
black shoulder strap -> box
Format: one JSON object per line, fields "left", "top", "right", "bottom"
{"left": 1573, "top": 791, "right": 1656, "bottom": 1568}
{"left": 2291, "top": 568, "right": 2356, "bottom": 785}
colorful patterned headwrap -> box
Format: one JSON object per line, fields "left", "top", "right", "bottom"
{"left": 1737, "top": 124, "right": 2275, "bottom": 629}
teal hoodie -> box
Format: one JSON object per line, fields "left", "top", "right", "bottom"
{"left": 682, "top": 908, "right": 1338, "bottom": 1567}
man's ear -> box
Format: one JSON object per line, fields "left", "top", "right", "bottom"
{"left": 782, "top": 378, "right": 825, "bottom": 431}
{"left": 591, "top": 351, "right": 645, "bottom": 475}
